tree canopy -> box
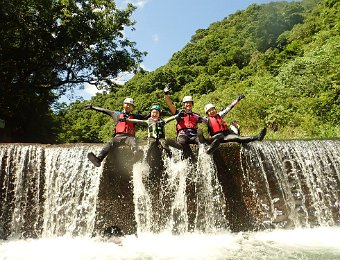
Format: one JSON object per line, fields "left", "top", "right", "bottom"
{"left": 0, "top": 0, "right": 145, "bottom": 142}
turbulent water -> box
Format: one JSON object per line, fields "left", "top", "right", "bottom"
{"left": 1, "top": 227, "right": 340, "bottom": 259}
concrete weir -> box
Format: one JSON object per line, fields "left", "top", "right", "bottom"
{"left": 0, "top": 140, "right": 339, "bottom": 239}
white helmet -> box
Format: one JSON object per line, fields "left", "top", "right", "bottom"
{"left": 182, "top": 96, "right": 194, "bottom": 103}
{"left": 204, "top": 103, "right": 215, "bottom": 113}
{"left": 123, "top": 97, "right": 135, "bottom": 105}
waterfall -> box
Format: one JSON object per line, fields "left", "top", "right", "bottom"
{"left": 1, "top": 140, "right": 339, "bottom": 240}
{"left": 194, "top": 145, "right": 228, "bottom": 233}
{"left": 0, "top": 144, "right": 45, "bottom": 239}
{"left": 132, "top": 159, "right": 153, "bottom": 234}
{"left": 163, "top": 150, "right": 190, "bottom": 234}
{"left": 240, "top": 140, "right": 340, "bottom": 229}
{"left": 42, "top": 146, "right": 102, "bottom": 237}
{"left": 131, "top": 148, "right": 190, "bottom": 234}
{"left": 0, "top": 144, "right": 103, "bottom": 239}
{"left": 131, "top": 145, "right": 228, "bottom": 235}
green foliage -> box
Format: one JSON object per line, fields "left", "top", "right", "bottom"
{"left": 9, "top": 0, "right": 338, "bottom": 143}
{"left": 0, "top": 0, "right": 144, "bottom": 142}
{"left": 57, "top": 101, "right": 106, "bottom": 143}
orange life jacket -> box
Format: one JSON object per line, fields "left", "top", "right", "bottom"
{"left": 207, "top": 115, "right": 228, "bottom": 135}
{"left": 176, "top": 112, "right": 200, "bottom": 132}
{"left": 115, "top": 113, "right": 136, "bottom": 136}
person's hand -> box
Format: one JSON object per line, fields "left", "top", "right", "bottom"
{"left": 237, "top": 94, "right": 245, "bottom": 102}
{"left": 84, "top": 104, "right": 92, "bottom": 110}
{"left": 163, "top": 84, "right": 171, "bottom": 95}
{"left": 119, "top": 114, "right": 128, "bottom": 122}
{"left": 177, "top": 110, "right": 185, "bottom": 118}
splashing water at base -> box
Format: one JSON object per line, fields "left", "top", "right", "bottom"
{"left": 1, "top": 227, "right": 340, "bottom": 259}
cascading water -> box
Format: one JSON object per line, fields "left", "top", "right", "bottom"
{"left": 194, "top": 145, "right": 228, "bottom": 233}
{"left": 0, "top": 144, "right": 103, "bottom": 239}
{"left": 132, "top": 148, "right": 190, "bottom": 234}
{"left": 0, "top": 140, "right": 339, "bottom": 259}
{"left": 132, "top": 157, "right": 153, "bottom": 234}
{"left": 42, "top": 146, "right": 102, "bottom": 237}
{"left": 240, "top": 140, "right": 339, "bottom": 229}
{"left": 163, "top": 150, "right": 190, "bottom": 234}
{"left": 131, "top": 145, "right": 228, "bottom": 235}
{"left": 0, "top": 145, "right": 45, "bottom": 239}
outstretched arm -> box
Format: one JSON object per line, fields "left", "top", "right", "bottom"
{"left": 163, "top": 114, "right": 177, "bottom": 124}
{"left": 84, "top": 104, "right": 117, "bottom": 118}
{"left": 125, "top": 118, "right": 148, "bottom": 126}
{"left": 219, "top": 95, "right": 245, "bottom": 118}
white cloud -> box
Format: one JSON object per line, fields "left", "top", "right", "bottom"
{"left": 138, "top": 62, "right": 152, "bottom": 72}
{"left": 113, "top": 72, "right": 134, "bottom": 84}
{"left": 152, "top": 34, "right": 159, "bottom": 44}
{"left": 121, "top": 0, "right": 149, "bottom": 8}
{"left": 134, "top": 0, "right": 149, "bottom": 8}
{"left": 84, "top": 84, "right": 103, "bottom": 96}
{"left": 83, "top": 72, "right": 135, "bottom": 97}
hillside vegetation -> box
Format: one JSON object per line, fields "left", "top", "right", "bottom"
{"left": 57, "top": 0, "right": 339, "bottom": 143}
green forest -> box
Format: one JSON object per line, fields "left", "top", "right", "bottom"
{"left": 0, "top": 0, "right": 339, "bottom": 144}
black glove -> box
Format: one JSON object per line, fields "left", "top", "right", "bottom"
{"left": 119, "top": 113, "right": 129, "bottom": 122}
{"left": 177, "top": 110, "right": 185, "bottom": 118}
{"left": 158, "top": 120, "right": 165, "bottom": 128}
{"left": 237, "top": 94, "right": 245, "bottom": 102}
{"left": 163, "top": 85, "right": 171, "bottom": 95}
{"left": 84, "top": 104, "right": 92, "bottom": 110}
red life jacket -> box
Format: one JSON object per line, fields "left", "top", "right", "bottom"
{"left": 115, "top": 113, "right": 136, "bottom": 136}
{"left": 176, "top": 112, "right": 199, "bottom": 132}
{"left": 208, "top": 115, "right": 228, "bottom": 135}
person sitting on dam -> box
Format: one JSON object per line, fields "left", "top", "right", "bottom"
{"left": 201, "top": 96, "right": 267, "bottom": 154}
{"left": 163, "top": 85, "right": 205, "bottom": 160}
{"left": 124, "top": 104, "right": 178, "bottom": 162}
{"left": 84, "top": 98, "right": 147, "bottom": 167}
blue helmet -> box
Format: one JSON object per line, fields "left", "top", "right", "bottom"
{"left": 150, "top": 105, "right": 161, "bottom": 111}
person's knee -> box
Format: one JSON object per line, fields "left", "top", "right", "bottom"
{"left": 177, "top": 135, "right": 187, "bottom": 145}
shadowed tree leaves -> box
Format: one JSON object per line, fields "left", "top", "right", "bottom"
{"left": 0, "top": 0, "right": 145, "bottom": 142}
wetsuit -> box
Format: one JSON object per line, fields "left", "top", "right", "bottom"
{"left": 126, "top": 115, "right": 177, "bottom": 158}
{"left": 202, "top": 100, "right": 266, "bottom": 148}
{"left": 173, "top": 110, "right": 204, "bottom": 159}
{"left": 89, "top": 106, "right": 146, "bottom": 162}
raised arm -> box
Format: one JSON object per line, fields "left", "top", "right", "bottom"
{"left": 163, "top": 86, "right": 177, "bottom": 115}
{"left": 219, "top": 95, "right": 245, "bottom": 118}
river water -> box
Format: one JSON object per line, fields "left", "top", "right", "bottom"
{"left": 1, "top": 227, "right": 340, "bottom": 259}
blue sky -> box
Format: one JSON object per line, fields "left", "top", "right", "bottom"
{"left": 119, "top": 0, "right": 291, "bottom": 71}
{"left": 72, "top": 0, "right": 295, "bottom": 101}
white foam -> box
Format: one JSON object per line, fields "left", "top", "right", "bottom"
{"left": 1, "top": 228, "right": 339, "bottom": 259}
